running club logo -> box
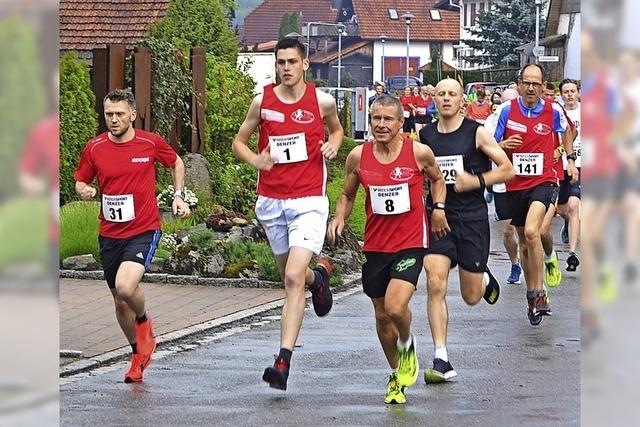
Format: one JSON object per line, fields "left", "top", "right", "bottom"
{"left": 389, "top": 166, "right": 414, "bottom": 181}
{"left": 533, "top": 123, "right": 552, "bottom": 135}
{"left": 396, "top": 257, "right": 416, "bottom": 272}
{"left": 291, "top": 109, "right": 315, "bottom": 124}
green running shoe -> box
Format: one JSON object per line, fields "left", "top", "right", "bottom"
{"left": 384, "top": 372, "right": 406, "bottom": 404}
{"left": 544, "top": 252, "right": 562, "bottom": 287}
{"left": 396, "top": 334, "right": 419, "bottom": 387}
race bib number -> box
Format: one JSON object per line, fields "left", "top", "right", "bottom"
{"left": 369, "top": 183, "right": 410, "bottom": 215}
{"left": 416, "top": 107, "right": 427, "bottom": 116}
{"left": 513, "top": 153, "right": 543, "bottom": 176}
{"left": 436, "top": 155, "right": 464, "bottom": 184}
{"left": 403, "top": 110, "right": 410, "bottom": 118}
{"left": 580, "top": 137, "right": 593, "bottom": 167}
{"left": 102, "top": 194, "right": 135, "bottom": 222}
{"left": 268, "top": 132, "right": 308, "bottom": 164}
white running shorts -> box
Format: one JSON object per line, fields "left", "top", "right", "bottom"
{"left": 255, "top": 195, "right": 329, "bottom": 256}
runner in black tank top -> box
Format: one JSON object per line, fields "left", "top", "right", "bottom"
{"left": 418, "top": 78, "right": 514, "bottom": 384}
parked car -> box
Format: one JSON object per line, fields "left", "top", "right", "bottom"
{"left": 385, "top": 76, "right": 423, "bottom": 94}
{"left": 464, "top": 81, "right": 508, "bottom": 97}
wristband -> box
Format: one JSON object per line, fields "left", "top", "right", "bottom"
{"left": 566, "top": 152, "right": 577, "bottom": 161}
{"left": 477, "top": 174, "right": 486, "bottom": 190}
{"left": 433, "top": 202, "right": 445, "bottom": 210}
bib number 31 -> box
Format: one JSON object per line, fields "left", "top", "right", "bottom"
{"left": 102, "top": 194, "right": 135, "bottom": 222}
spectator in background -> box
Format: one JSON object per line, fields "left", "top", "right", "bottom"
{"left": 414, "top": 85, "right": 433, "bottom": 132}
{"left": 466, "top": 87, "right": 492, "bottom": 124}
{"left": 399, "top": 86, "right": 417, "bottom": 133}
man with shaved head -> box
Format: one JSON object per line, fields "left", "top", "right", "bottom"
{"left": 419, "top": 78, "right": 514, "bottom": 382}
{"left": 493, "top": 63, "right": 578, "bottom": 325}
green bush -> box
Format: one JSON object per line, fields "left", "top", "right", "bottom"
{"left": 208, "top": 150, "right": 257, "bottom": 216}
{"left": 60, "top": 201, "right": 100, "bottom": 262}
{"left": 161, "top": 215, "right": 197, "bottom": 234}
{"left": 188, "top": 228, "right": 216, "bottom": 251}
{"left": 221, "top": 241, "right": 279, "bottom": 281}
{"left": 59, "top": 52, "right": 98, "bottom": 205}
{"left": 327, "top": 174, "right": 365, "bottom": 239}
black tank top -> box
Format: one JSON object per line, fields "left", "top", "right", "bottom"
{"left": 419, "top": 118, "right": 490, "bottom": 221}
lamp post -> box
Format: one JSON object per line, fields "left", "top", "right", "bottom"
{"left": 378, "top": 34, "right": 387, "bottom": 84}
{"left": 535, "top": 0, "right": 542, "bottom": 64}
{"left": 337, "top": 25, "right": 346, "bottom": 89}
{"left": 402, "top": 12, "right": 414, "bottom": 88}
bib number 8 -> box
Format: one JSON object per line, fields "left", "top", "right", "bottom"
{"left": 385, "top": 199, "right": 394, "bottom": 212}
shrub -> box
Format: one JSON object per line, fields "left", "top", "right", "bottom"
{"left": 60, "top": 201, "right": 100, "bottom": 262}
{"left": 208, "top": 150, "right": 257, "bottom": 216}
{"left": 59, "top": 52, "right": 98, "bottom": 205}
{"left": 327, "top": 174, "right": 365, "bottom": 239}
{"left": 188, "top": 229, "right": 216, "bottom": 252}
{"left": 221, "top": 241, "right": 279, "bottom": 281}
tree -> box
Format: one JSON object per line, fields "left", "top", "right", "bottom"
{"left": 463, "top": 0, "right": 547, "bottom": 67}
{"left": 278, "top": 12, "right": 301, "bottom": 40}
{"left": 148, "top": 0, "right": 238, "bottom": 63}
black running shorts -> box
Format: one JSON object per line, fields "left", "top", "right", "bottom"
{"left": 99, "top": 230, "right": 161, "bottom": 289}
{"left": 493, "top": 192, "right": 513, "bottom": 221}
{"left": 558, "top": 170, "right": 581, "bottom": 205}
{"left": 507, "top": 183, "right": 556, "bottom": 228}
{"left": 426, "top": 219, "right": 489, "bottom": 273}
{"left": 361, "top": 248, "right": 427, "bottom": 299}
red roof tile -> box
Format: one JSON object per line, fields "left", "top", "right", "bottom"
{"left": 243, "top": 0, "right": 338, "bottom": 46}
{"left": 60, "top": 0, "right": 170, "bottom": 54}
{"left": 352, "top": 0, "right": 459, "bottom": 41}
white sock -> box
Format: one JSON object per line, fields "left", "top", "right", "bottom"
{"left": 545, "top": 249, "right": 556, "bottom": 262}
{"left": 435, "top": 345, "right": 448, "bottom": 362}
{"left": 397, "top": 334, "right": 412, "bottom": 350}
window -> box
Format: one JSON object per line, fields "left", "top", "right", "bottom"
{"left": 470, "top": 3, "right": 477, "bottom": 27}
{"left": 430, "top": 10, "right": 442, "bottom": 20}
{"left": 464, "top": 3, "right": 469, "bottom": 27}
{"left": 388, "top": 9, "right": 398, "bottom": 19}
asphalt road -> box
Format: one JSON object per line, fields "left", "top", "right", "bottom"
{"left": 60, "top": 218, "right": 580, "bottom": 426}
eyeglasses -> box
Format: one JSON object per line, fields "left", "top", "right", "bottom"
{"left": 520, "top": 80, "right": 543, "bottom": 88}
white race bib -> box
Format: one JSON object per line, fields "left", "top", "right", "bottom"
{"left": 269, "top": 132, "right": 308, "bottom": 164}
{"left": 513, "top": 153, "right": 543, "bottom": 176}
{"left": 403, "top": 110, "right": 410, "bottom": 118}
{"left": 102, "top": 194, "right": 135, "bottom": 222}
{"left": 369, "top": 183, "right": 410, "bottom": 215}
{"left": 416, "top": 107, "right": 427, "bottom": 116}
{"left": 436, "top": 155, "right": 464, "bottom": 184}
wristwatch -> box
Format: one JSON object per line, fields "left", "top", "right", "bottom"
{"left": 433, "top": 202, "right": 446, "bottom": 210}
{"left": 566, "top": 152, "right": 577, "bottom": 161}
{"left": 174, "top": 189, "right": 186, "bottom": 200}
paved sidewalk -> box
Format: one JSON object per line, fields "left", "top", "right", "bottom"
{"left": 60, "top": 279, "right": 285, "bottom": 361}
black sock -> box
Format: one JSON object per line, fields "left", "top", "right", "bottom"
{"left": 131, "top": 343, "right": 138, "bottom": 354}
{"left": 526, "top": 290, "right": 537, "bottom": 300}
{"left": 278, "top": 348, "right": 292, "bottom": 366}
{"left": 310, "top": 270, "right": 321, "bottom": 290}
{"left": 135, "top": 312, "right": 147, "bottom": 324}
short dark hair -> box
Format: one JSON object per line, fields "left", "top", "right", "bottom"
{"left": 559, "top": 78, "right": 580, "bottom": 92}
{"left": 275, "top": 38, "right": 307, "bottom": 59}
{"left": 104, "top": 88, "right": 136, "bottom": 110}
{"left": 371, "top": 95, "right": 404, "bottom": 119}
{"left": 544, "top": 82, "right": 556, "bottom": 91}
{"left": 519, "top": 63, "right": 545, "bottom": 81}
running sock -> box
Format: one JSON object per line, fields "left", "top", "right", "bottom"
{"left": 435, "top": 345, "right": 448, "bottom": 362}
{"left": 397, "top": 335, "right": 412, "bottom": 350}
{"left": 310, "top": 270, "right": 322, "bottom": 289}
{"left": 544, "top": 249, "right": 556, "bottom": 262}
{"left": 526, "top": 290, "right": 538, "bottom": 299}
{"left": 278, "top": 348, "right": 292, "bottom": 366}
{"left": 131, "top": 343, "right": 138, "bottom": 354}
{"left": 135, "top": 312, "right": 147, "bottom": 324}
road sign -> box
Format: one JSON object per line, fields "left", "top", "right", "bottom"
{"left": 532, "top": 46, "right": 545, "bottom": 56}
{"left": 538, "top": 55, "right": 559, "bottom": 62}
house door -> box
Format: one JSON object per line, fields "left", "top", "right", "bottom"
{"left": 384, "top": 57, "right": 420, "bottom": 77}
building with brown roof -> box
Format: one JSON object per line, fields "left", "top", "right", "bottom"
{"left": 60, "top": 0, "right": 171, "bottom": 60}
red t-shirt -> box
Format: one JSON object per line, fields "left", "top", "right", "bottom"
{"left": 20, "top": 114, "right": 60, "bottom": 241}
{"left": 413, "top": 94, "right": 431, "bottom": 117}
{"left": 359, "top": 137, "right": 429, "bottom": 252}
{"left": 74, "top": 129, "right": 177, "bottom": 239}
{"left": 257, "top": 83, "right": 327, "bottom": 198}
{"left": 400, "top": 95, "right": 415, "bottom": 117}
{"left": 466, "top": 101, "right": 492, "bottom": 123}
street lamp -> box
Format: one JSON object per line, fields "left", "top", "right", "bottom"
{"left": 378, "top": 34, "right": 387, "bottom": 84}
{"left": 337, "top": 25, "right": 346, "bottom": 89}
{"left": 535, "top": 0, "right": 542, "bottom": 64}
{"left": 402, "top": 12, "right": 414, "bottom": 88}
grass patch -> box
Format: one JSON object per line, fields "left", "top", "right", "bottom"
{"left": 60, "top": 201, "right": 100, "bottom": 262}
{"left": 327, "top": 174, "right": 365, "bottom": 239}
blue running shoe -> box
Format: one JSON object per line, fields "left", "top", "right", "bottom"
{"left": 507, "top": 264, "right": 522, "bottom": 285}
{"left": 561, "top": 222, "right": 569, "bottom": 244}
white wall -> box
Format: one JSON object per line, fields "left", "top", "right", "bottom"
{"left": 237, "top": 53, "right": 276, "bottom": 94}
{"left": 564, "top": 13, "right": 580, "bottom": 80}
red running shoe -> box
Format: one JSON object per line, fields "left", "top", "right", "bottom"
{"left": 124, "top": 353, "right": 151, "bottom": 383}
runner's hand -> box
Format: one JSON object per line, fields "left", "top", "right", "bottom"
{"left": 430, "top": 209, "right": 450, "bottom": 240}
{"left": 173, "top": 197, "right": 191, "bottom": 218}
{"left": 319, "top": 140, "right": 338, "bottom": 160}
{"left": 568, "top": 163, "right": 579, "bottom": 184}
{"left": 499, "top": 134, "right": 522, "bottom": 150}
{"left": 254, "top": 143, "right": 277, "bottom": 171}
{"left": 79, "top": 185, "right": 97, "bottom": 200}
{"left": 327, "top": 217, "right": 345, "bottom": 242}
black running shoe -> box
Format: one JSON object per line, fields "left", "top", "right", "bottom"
{"left": 262, "top": 357, "right": 289, "bottom": 390}
{"left": 566, "top": 252, "right": 580, "bottom": 272}
{"left": 424, "top": 358, "right": 457, "bottom": 383}
{"left": 483, "top": 267, "right": 500, "bottom": 304}
{"left": 310, "top": 259, "right": 333, "bottom": 317}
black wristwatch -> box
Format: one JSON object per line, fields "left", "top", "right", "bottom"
{"left": 173, "top": 189, "right": 186, "bottom": 200}
{"left": 433, "top": 202, "right": 446, "bottom": 210}
{"left": 566, "top": 152, "right": 577, "bottom": 161}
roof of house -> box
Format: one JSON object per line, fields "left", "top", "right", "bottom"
{"left": 351, "top": 0, "right": 459, "bottom": 41}
{"left": 60, "top": 0, "right": 170, "bottom": 54}
{"left": 242, "top": 0, "right": 338, "bottom": 46}
{"left": 310, "top": 40, "right": 369, "bottom": 63}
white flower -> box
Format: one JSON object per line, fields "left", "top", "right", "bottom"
{"left": 157, "top": 185, "right": 198, "bottom": 208}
